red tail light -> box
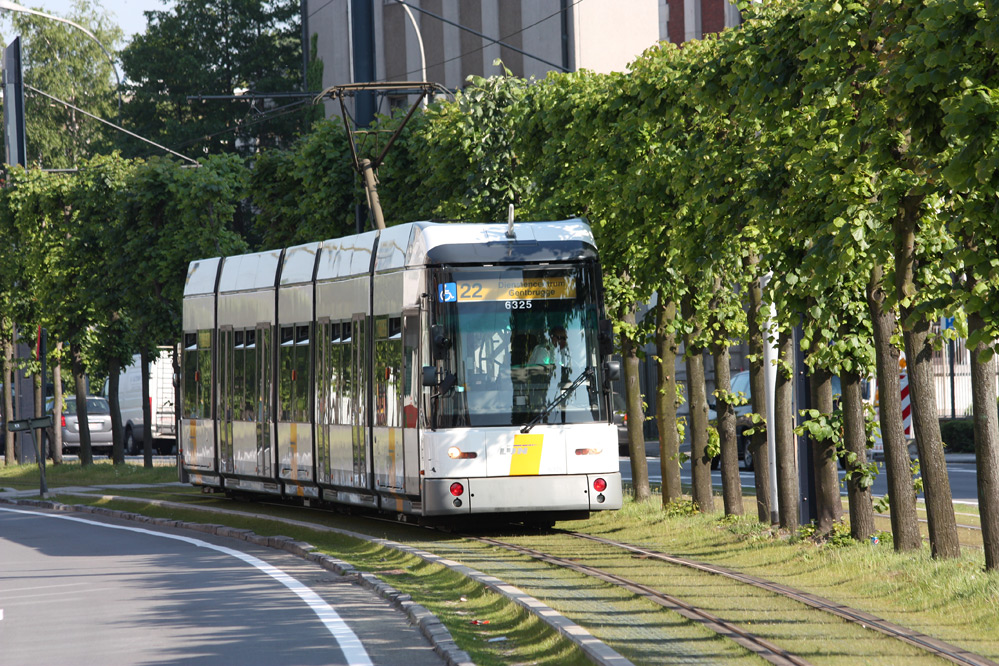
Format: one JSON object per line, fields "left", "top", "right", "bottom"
{"left": 61, "top": 415, "right": 66, "bottom": 428}
{"left": 593, "top": 477, "right": 607, "bottom": 492}
{"left": 449, "top": 482, "right": 464, "bottom": 496}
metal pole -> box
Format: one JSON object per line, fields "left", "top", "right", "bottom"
{"left": 395, "top": 0, "right": 427, "bottom": 106}
{"left": 36, "top": 326, "right": 47, "bottom": 496}
{"left": 949, "top": 338, "right": 956, "bottom": 419}
{"left": 760, "top": 273, "right": 778, "bottom": 524}
{"left": 794, "top": 324, "right": 816, "bottom": 525}
{"left": 360, "top": 158, "right": 385, "bottom": 231}
{"left": 350, "top": 0, "right": 376, "bottom": 127}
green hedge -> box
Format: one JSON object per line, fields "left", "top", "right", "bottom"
{"left": 940, "top": 419, "right": 975, "bottom": 454}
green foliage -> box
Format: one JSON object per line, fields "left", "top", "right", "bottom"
{"left": 662, "top": 498, "right": 699, "bottom": 518}
{"left": 705, "top": 424, "right": 721, "bottom": 460}
{"left": 416, "top": 66, "right": 532, "bottom": 222}
{"left": 940, "top": 418, "right": 976, "bottom": 454}
{"left": 118, "top": 0, "right": 307, "bottom": 158}
{"left": 0, "top": 154, "right": 248, "bottom": 390}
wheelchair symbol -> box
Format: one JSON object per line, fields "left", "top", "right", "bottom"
{"left": 439, "top": 282, "right": 457, "bottom": 302}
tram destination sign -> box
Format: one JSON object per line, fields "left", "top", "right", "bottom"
{"left": 440, "top": 276, "right": 577, "bottom": 303}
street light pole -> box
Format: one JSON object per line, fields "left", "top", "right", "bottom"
{"left": 0, "top": 0, "right": 122, "bottom": 121}
{"left": 394, "top": 0, "right": 426, "bottom": 108}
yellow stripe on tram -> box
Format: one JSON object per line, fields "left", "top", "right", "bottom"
{"left": 510, "top": 434, "right": 544, "bottom": 476}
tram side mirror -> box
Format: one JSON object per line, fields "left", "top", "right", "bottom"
{"left": 603, "top": 360, "right": 621, "bottom": 382}
{"left": 431, "top": 325, "right": 451, "bottom": 359}
{"left": 422, "top": 366, "right": 439, "bottom": 387}
{"left": 598, "top": 319, "right": 615, "bottom": 357}
{"left": 439, "top": 371, "right": 457, "bottom": 395}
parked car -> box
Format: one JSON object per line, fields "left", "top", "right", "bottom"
{"left": 46, "top": 396, "right": 114, "bottom": 456}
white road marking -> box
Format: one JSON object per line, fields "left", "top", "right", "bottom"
{"left": 0, "top": 507, "right": 372, "bottom": 666}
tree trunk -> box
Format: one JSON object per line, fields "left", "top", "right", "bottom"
{"left": 810, "top": 364, "right": 842, "bottom": 534}
{"left": 894, "top": 205, "right": 960, "bottom": 559}
{"left": 894, "top": 206, "right": 961, "bottom": 557}
{"left": 901, "top": 317, "right": 960, "bottom": 558}
{"left": 968, "top": 312, "right": 999, "bottom": 571}
{"left": 52, "top": 348, "right": 63, "bottom": 464}
{"left": 774, "top": 329, "right": 798, "bottom": 529}
{"left": 108, "top": 356, "right": 124, "bottom": 465}
{"left": 714, "top": 341, "right": 743, "bottom": 516}
{"left": 141, "top": 348, "right": 154, "bottom": 468}
{"left": 746, "top": 256, "right": 771, "bottom": 523}
{"left": 683, "top": 296, "right": 714, "bottom": 513}
{"left": 622, "top": 307, "right": 651, "bottom": 503}
{"left": 3, "top": 334, "right": 13, "bottom": 465}
{"left": 71, "top": 342, "right": 93, "bottom": 466}
{"left": 867, "top": 263, "right": 921, "bottom": 551}
{"left": 654, "top": 295, "right": 683, "bottom": 505}
{"left": 842, "top": 371, "right": 875, "bottom": 540}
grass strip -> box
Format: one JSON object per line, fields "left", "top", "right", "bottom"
{"left": 0, "top": 460, "right": 177, "bottom": 490}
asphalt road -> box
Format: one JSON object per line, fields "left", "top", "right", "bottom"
{"left": 0, "top": 507, "right": 445, "bottom": 666}
{"left": 621, "top": 446, "right": 981, "bottom": 505}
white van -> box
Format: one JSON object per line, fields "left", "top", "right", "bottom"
{"left": 104, "top": 347, "right": 177, "bottom": 454}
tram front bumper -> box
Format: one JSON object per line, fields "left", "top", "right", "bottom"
{"left": 423, "top": 472, "right": 623, "bottom": 515}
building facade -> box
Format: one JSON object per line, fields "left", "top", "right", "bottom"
{"left": 305, "top": 0, "right": 741, "bottom": 115}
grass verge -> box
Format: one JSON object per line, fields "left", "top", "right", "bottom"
{"left": 0, "top": 460, "right": 177, "bottom": 490}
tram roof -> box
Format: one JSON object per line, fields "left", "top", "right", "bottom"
{"left": 186, "top": 219, "right": 596, "bottom": 295}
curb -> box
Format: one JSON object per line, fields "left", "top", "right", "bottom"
{"left": 1, "top": 496, "right": 475, "bottom": 666}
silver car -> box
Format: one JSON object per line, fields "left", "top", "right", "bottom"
{"left": 47, "top": 396, "right": 114, "bottom": 455}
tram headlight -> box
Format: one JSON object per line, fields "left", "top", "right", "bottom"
{"left": 447, "top": 447, "right": 477, "bottom": 459}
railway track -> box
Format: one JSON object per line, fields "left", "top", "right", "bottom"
{"left": 551, "top": 530, "right": 996, "bottom": 666}
{"left": 467, "top": 533, "right": 813, "bottom": 666}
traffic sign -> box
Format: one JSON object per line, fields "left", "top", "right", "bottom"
{"left": 6, "top": 415, "right": 52, "bottom": 431}
{"left": 7, "top": 419, "right": 29, "bottom": 432}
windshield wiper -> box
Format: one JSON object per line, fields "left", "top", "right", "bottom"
{"left": 521, "top": 367, "right": 594, "bottom": 433}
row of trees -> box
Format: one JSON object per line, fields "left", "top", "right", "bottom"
{"left": 1, "top": 155, "right": 247, "bottom": 466}
{"left": 2, "top": 0, "right": 996, "bottom": 572}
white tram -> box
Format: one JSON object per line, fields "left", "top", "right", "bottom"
{"left": 180, "top": 219, "right": 623, "bottom": 523}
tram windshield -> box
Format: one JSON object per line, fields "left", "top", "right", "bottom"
{"left": 433, "top": 263, "right": 607, "bottom": 428}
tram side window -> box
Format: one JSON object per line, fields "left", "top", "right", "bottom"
{"left": 279, "top": 326, "right": 294, "bottom": 421}
{"left": 279, "top": 324, "right": 311, "bottom": 422}
{"left": 182, "top": 329, "right": 213, "bottom": 419}
{"left": 183, "top": 333, "right": 197, "bottom": 418}
{"left": 375, "top": 316, "right": 402, "bottom": 427}
{"left": 403, "top": 314, "right": 419, "bottom": 428}
{"left": 257, "top": 326, "right": 272, "bottom": 423}
{"left": 245, "top": 329, "right": 258, "bottom": 420}
{"left": 232, "top": 330, "right": 245, "bottom": 420}
{"left": 331, "top": 320, "right": 352, "bottom": 425}
{"left": 294, "top": 325, "right": 310, "bottom": 421}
